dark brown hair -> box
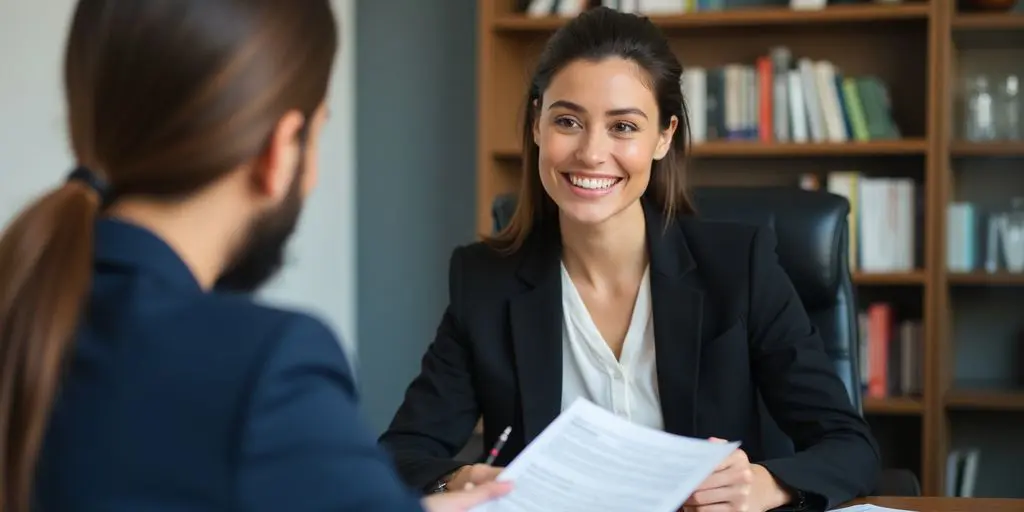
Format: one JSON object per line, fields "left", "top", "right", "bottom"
{"left": 486, "top": 6, "right": 695, "bottom": 254}
{"left": 0, "top": 1, "right": 337, "bottom": 510}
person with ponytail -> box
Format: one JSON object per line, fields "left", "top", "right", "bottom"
{"left": 0, "top": 1, "right": 509, "bottom": 511}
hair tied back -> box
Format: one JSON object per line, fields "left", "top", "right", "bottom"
{"left": 66, "top": 165, "right": 110, "bottom": 205}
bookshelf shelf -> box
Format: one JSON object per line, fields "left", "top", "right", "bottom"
{"left": 864, "top": 396, "right": 925, "bottom": 415}
{"left": 948, "top": 272, "right": 1024, "bottom": 286}
{"left": 692, "top": 140, "right": 929, "bottom": 157}
{"left": 946, "top": 390, "right": 1024, "bottom": 411}
{"left": 950, "top": 141, "right": 1024, "bottom": 157}
{"left": 493, "top": 4, "right": 930, "bottom": 32}
{"left": 853, "top": 271, "right": 928, "bottom": 286}
{"left": 493, "top": 140, "right": 928, "bottom": 161}
{"left": 952, "top": 13, "right": 1024, "bottom": 31}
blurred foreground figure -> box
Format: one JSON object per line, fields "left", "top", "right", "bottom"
{"left": 0, "top": 1, "right": 508, "bottom": 511}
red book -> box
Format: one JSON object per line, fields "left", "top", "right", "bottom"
{"left": 867, "top": 303, "right": 892, "bottom": 398}
{"left": 757, "top": 56, "right": 773, "bottom": 143}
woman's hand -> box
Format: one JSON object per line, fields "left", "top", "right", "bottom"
{"left": 421, "top": 481, "right": 512, "bottom": 512}
{"left": 681, "top": 439, "right": 791, "bottom": 512}
{"left": 446, "top": 463, "right": 503, "bottom": 491}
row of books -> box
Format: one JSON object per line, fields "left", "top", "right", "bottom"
{"left": 859, "top": 303, "right": 923, "bottom": 400}
{"left": 683, "top": 51, "right": 902, "bottom": 144}
{"left": 800, "top": 171, "right": 920, "bottom": 273}
{"left": 521, "top": 0, "right": 726, "bottom": 16}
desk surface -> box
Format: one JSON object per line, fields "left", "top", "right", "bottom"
{"left": 845, "top": 496, "right": 1024, "bottom": 511}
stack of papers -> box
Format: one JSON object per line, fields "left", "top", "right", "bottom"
{"left": 830, "top": 506, "right": 915, "bottom": 512}
{"left": 471, "top": 398, "right": 740, "bottom": 512}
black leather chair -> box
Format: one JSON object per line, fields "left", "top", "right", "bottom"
{"left": 491, "top": 188, "right": 921, "bottom": 497}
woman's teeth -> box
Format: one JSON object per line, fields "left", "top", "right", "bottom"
{"left": 569, "top": 174, "right": 619, "bottom": 190}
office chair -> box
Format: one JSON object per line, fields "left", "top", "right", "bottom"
{"left": 491, "top": 188, "right": 921, "bottom": 497}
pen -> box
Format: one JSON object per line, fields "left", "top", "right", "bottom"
{"left": 484, "top": 426, "right": 512, "bottom": 465}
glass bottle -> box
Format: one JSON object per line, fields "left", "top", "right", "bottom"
{"left": 1001, "top": 197, "right": 1024, "bottom": 273}
{"left": 965, "top": 75, "right": 997, "bottom": 142}
{"left": 997, "top": 75, "right": 1021, "bottom": 140}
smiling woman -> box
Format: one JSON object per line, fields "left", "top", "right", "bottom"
{"left": 487, "top": 8, "right": 694, "bottom": 254}
{"left": 536, "top": 59, "right": 677, "bottom": 227}
{"left": 380, "top": 7, "right": 881, "bottom": 512}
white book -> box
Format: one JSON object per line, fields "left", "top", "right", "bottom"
{"left": 788, "top": 70, "right": 808, "bottom": 142}
{"left": 896, "top": 179, "right": 915, "bottom": 270}
{"left": 862, "top": 178, "right": 913, "bottom": 272}
{"left": 859, "top": 179, "right": 892, "bottom": 272}
{"left": 814, "top": 61, "right": 848, "bottom": 142}
{"left": 770, "top": 47, "right": 791, "bottom": 142}
{"left": 798, "top": 59, "right": 825, "bottom": 142}
{"left": 638, "top": 0, "right": 687, "bottom": 14}
{"left": 683, "top": 67, "right": 707, "bottom": 144}
{"left": 526, "top": 0, "right": 556, "bottom": 17}
{"left": 556, "top": 0, "right": 586, "bottom": 16}
{"left": 724, "top": 65, "right": 743, "bottom": 139}
{"left": 619, "top": 0, "right": 640, "bottom": 13}
{"left": 746, "top": 67, "right": 756, "bottom": 138}
{"left": 827, "top": 171, "right": 860, "bottom": 270}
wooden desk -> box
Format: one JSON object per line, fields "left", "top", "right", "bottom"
{"left": 842, "top": 496, "right": 1024, "bottom": 511}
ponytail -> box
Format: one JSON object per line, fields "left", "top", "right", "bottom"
{"left": 0, "top": 171, "right": 103, "bottom": 512}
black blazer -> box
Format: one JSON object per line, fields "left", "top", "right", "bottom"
{"left": 380, "top": 200, "right": 880, "bottom": 509}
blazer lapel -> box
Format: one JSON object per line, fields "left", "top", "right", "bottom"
{"left": 644, "top": 199, "right": 703, "bottom": 437}
{"left": 509, "top": 222, "right": 564, "bottom": 443}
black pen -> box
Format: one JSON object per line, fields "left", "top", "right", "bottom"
{"left": 484, "top": 426, "right": 512, "bottom": 465}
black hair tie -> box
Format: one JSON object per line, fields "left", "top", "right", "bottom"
{"left": 66, "top": 166, "right": 111, "bottom": 205}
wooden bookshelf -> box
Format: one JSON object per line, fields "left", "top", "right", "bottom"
{"left": 946, "top": 390, "right": 1024, "bottom": 411}
{"left": 864, "top": 396, "right": 926, "bottom": 415}
{"left": 950, "top": 141, "right": 1024, "bottom": 156}
{"left": 952, "top": 12, "right": 1024, "bottom": 30}
{"left": 477, "top": 0, "right": 1024, "bottom": 498}
{"left": 494, "top": 3, "right": 929, "bottom": 31}
{"left": 495, "top": 139, "right": 929, "bottom": 160}
{"left": 948, "top": 272, "right": 1024, "bottom": 286}
{"left": 853, "top": 271, "right": 928, "bottom": 286}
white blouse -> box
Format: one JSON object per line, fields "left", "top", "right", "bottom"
{"left": 559, "top": 262, "right": 664, "bottom": 430}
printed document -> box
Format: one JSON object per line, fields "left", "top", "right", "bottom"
{"left": 471, "top": 398, "right": 740, "bottom": 512}
{"left": 829, "top": 506, "right": 915, "bottom": 512}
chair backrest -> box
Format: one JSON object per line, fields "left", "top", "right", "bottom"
{"left": 491, "top": 188, "right": 863, "bottom": 414}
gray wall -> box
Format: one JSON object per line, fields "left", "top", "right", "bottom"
{"left": 355, "top": 0, "right": 478, "bottom": 433}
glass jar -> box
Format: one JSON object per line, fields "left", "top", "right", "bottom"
{"left": 965, "top": 75, "right": 997, "bottom": 142}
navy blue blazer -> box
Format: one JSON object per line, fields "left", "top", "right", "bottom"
{"left": 34, "top": 218, "right": 423, "bottom": 511}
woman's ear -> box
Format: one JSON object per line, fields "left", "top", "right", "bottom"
{"left": 653, "top": 115, "right": 679, "bottom": 161}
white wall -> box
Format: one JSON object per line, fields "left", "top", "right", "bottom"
{"left": 0, "top": 0, "right": 359, "bottom": 358}
{"left": 0, "top": 0, "right": 74, "bottom": 215}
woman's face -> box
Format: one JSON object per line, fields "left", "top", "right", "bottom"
{"left": 533, "top": 57, "right": 676, "bottom": 227}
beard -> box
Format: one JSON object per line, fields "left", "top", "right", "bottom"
{"left": 214, "top": 168, "right": 305, "bottom": 294}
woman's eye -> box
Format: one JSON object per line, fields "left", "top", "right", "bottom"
{"left": 612, "top": 121, "right": 637, "bottom": 133}
{"left": 554, "top": 117, "right": 581, "bottom": 129}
